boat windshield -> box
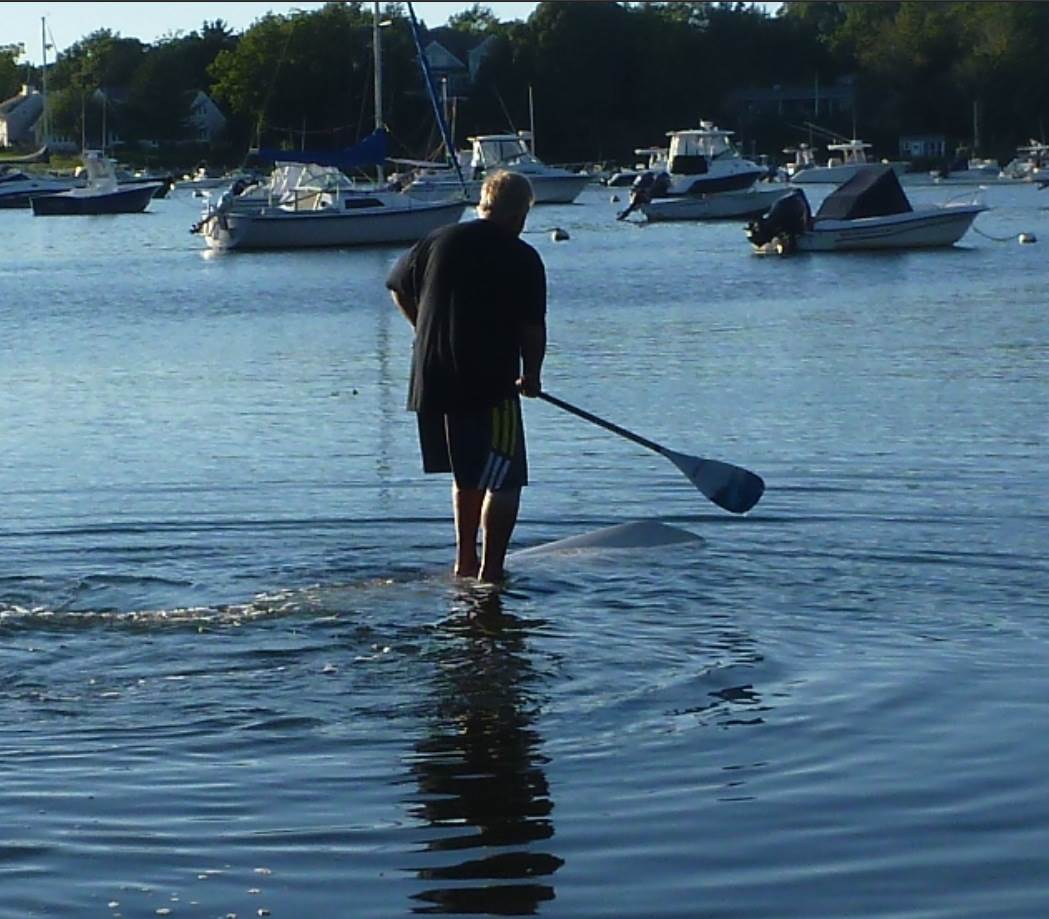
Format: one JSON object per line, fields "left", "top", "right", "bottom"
{"left": 81, "top": 151, "right": 118, "bottom": 191}
{"left": 471, "top": 136, "right": 535, "bottom": 168}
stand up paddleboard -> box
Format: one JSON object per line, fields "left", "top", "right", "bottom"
{"left": 510, "top": 520, "right": 704, "bottom": 561}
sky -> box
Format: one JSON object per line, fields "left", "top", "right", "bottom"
{"left": 6, "top": 2, "right": 543, "bottom": 65}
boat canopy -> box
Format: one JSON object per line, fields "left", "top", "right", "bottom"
{"left": 666, "top": 123, "right": 735, "bottom": 160}
{"left": 825, "top": 139, "right": 872, "bottom": 164}
{"left": 815, "top": 165, "right": 912, "bottom": 221}
{"left": 256, "top": 129, "right": 388, "bottom": 168}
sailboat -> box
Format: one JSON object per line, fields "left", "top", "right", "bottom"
{"left": 194, "top": 3, "right": 466, "bottom": 251}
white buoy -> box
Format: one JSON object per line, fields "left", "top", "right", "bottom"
{"left": 551, "top": 227, "right": 569, "bottom": 242}
{"left": 1019, "top": 232, "right": 1037, "bottom": 244}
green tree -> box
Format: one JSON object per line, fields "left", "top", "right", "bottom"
{"left": 0, "top": 43, "right": 24, "bottom": 101}
{"left": 448, "top": 4, "right": 501, "bottom": 34}
{"left": 45, "top": 30, "right": 145, "bottom": 146}
{"left": 120, "top": 21, "right": 238, "bottom": 144}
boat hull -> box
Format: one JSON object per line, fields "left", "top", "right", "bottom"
{"left": 204, "top": 199, "right": 467, "bottom": 250}
{"left": 30, "top": 183, "right": 161, "bottom": 215}
{"left": 796, "top": 204, "right": 985, "bottom": 251}
{"left": 667, "top": 168, "right": 767, "bottom": 196}
{"left": 409, "top": 171, "right": 590, "bottom": 205}
{"left": 643, "top": 186, "right": 793, "bottom": 222}
{"left": 791, "top": 162, "right": 909, "bottom": 184}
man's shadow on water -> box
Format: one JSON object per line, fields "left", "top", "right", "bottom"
{"left": 403, "top": 584, "right": 564, "bottom": 915}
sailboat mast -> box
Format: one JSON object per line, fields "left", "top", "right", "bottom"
{"left": 406, "top": 1, "right": 467, "bottom": 194}
{"left": 528, "top": 84, "right": 535, "bottom": 157}
{"left": 40, "top": 17, "right": 49, "bottom": 143}
{"left": 373, "top": 1, "right": 384, "bottom": 183}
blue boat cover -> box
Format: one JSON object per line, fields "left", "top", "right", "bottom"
{"left": 256, "top": 129, "right": 388, "bottom": 168}
{"left": 815, "top": 165, "right": 912, "bottom": 220}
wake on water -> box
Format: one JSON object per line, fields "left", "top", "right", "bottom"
{"left": 0, "top": 520, "right": 705, "bottom": 629}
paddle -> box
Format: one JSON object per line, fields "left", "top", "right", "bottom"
{"left": 537, "top": 391, "right": 765, "bottom": 514}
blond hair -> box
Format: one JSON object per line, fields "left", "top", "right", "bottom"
{"left": 477, "top": 170, "right": 535, "bottom": 221}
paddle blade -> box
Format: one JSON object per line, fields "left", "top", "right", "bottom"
{"left": 663, "top": 449, "right": 765, "bottom": 514}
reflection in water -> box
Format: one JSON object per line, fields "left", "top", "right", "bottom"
{"left": 405, "top": 587, "right": 563, "bottom": 915}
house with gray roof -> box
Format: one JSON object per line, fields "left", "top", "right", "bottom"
{"left": 423, "top": 28, "right": 497, "bottom": 98}
{"left": 0, "top": 85, "right": 43, "bottom": 147}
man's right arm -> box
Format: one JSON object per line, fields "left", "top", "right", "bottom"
{"left": 517, "top": 320, "right": 546, "bottom": 397}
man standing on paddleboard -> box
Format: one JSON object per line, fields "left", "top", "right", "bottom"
{"left": 386, "top": 171, "right": 547, "bottom": 583}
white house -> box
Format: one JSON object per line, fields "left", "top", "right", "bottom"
{"left": 899, "top": 134, "right": 947, "bottom": 160}
{"left": 0, "top": 84, "right": 43, "bottom": 147}
{"left": 187, "top": 91, "right": 226, "bottom": 143}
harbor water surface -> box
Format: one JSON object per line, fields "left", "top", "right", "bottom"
{"left": 2, "top": 182, "right": 1048, "bottom": 917}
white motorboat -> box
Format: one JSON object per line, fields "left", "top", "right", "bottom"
{"left": 657, "top": 122, "right": 768, "bottom": 195}
{"left": 788, "top": 139, "right": 907, "bottom": 184}
{"left": 0, "top": 166, "right": 75, "bottom": 208}
{"left": 31, "top": 150, "right": 162, "bottom": 215}
{"left": 1001, "top": 140, "right": 1049, "bottom": 182}
{"left": 746, "top": 165, "right": 986, "bottom": 254}
{"left": 404, "top": 131, "right": 591, "bottom": 205}
{"left": 638, "top": 186, "right": 793, "bottom": 222}
{"left": 194, "top": 133, "right": 467, "bottom": 250}
{"left": 174, "top": 166, "right": 253, "bottom": 193}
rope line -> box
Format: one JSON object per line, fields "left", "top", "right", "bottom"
{"left": 972, "top": 225, "right": 1026, "bottom": 243}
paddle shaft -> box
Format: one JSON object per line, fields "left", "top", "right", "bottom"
{"left": 538, "top": 392, "right": 667, "bottom": 457}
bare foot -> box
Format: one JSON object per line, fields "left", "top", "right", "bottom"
{"left": 477, "top": 566, "right": 506, "bottom": 585}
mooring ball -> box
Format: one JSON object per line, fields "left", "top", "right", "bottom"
{"left": 551, "top": 227, "right": 569, "bottom": 242}
{"left": 1018, "top": 232, "right": 1037, "bottom": 244}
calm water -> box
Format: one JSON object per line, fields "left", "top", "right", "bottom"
{"left": 1, "top": 181, "right": 1047, "bottom": 917}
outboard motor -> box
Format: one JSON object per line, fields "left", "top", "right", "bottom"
{"left": 745, "top": 187, "right": 811, "bottom": 253}
{"left": 617, "top": 170, "right": 672, "bottom": 221}
{"left": 189, "top": 177, "right": 260, "bottom": 235}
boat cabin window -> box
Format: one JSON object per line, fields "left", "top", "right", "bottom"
{"left": 669, "top": 154, "right": 709, "bottom": 175}
{"left": 344, "top": 196, "right": 384, "bottom": 209}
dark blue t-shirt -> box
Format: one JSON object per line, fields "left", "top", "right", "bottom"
{"left": 386, "top": 218, "right": 546, "bottom": 413}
